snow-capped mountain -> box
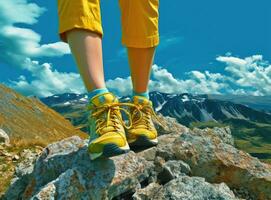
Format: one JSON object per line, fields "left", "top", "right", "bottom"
{"left": 41, "top": 93, "right": 89, "bottom": 106}
{"left": 148, "top": 92, "right": 271, "bottom": 126}
{"left": 40, "top": 91, "right": 271, "bottom": 127}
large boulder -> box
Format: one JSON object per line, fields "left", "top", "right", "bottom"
{"left": 3, "top": 136, "right": 154, "bottom": 200}
{"left": 151, "top": 176, "right": 237, "bottom": 200}
{"left": 170, "top": 127, "right": 271, "bottom": 200}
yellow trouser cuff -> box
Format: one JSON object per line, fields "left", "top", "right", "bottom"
{"left": 122, "top": 34, "right": 160, "bottom": 48}
{"left": 59, "top": 16, "right": 103, "bottom": 43}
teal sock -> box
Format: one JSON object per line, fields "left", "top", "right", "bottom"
{"left": 88, "top": 87, "right": 109, "bottom": 99}
{"left": 132, "top": 90, "right": 149, "bottom": 99}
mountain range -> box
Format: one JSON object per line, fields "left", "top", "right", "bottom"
{"left": 40, "top": 91, "right": 271, "bottom": 163}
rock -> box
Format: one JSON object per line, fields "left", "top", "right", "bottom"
{"left": 12, "top": 155, "right": 20, "bottom": 160}
{"left": 3, "top": 136, "right": 154, "bottom": 200}
{"left": 34, "top": 146, "right": 44, "bottom": 154}
{"left": 232, "top": 187, "right": 255, "bottom": 200}
{"left": 132, "top": 183, "right": 162, "bottom": 200}
{"left": 163, "top": 160, "right": 191, "bottom": 178}
{"left": 154, "top": 114, "right": 189, "bottom": 135}
{"left": 156, "top": 133, "right": 180, "bottom": 161}
{"left": 137, "top": 147, "right": 157, "bottom": 161}
{"left": 192, "top": 126, "right": 234, "bottom": 145}
{"left": 2, "top": 151, "right": 12, "bottom": 157}
{"left": 6, "top": 157, "right": 12, "bottom": 161}
{"left": 19, "top": 149, "right": 38, "bottom": 160}
{"left": 153, "top": 176, "right": 238, "bottom": 200}
{"left": 15, "top": 150, "right": 39, "bottom": 178}
{"left": 157, "top": 164, "right": 175, "bottom": 185}
{"left": 30, "top": 183, "right": 56, "bottom": 200}
{"left": 3, "top": 121, "right": 271, "bottom": 200}
{"left": 172, "top": 127, "right": 271, "bottom": 200}
{"left": 0, "top": 164, "right": 7, "bottom": 171}
{"left": 0, "top": 129, "right": 10, "bottom": 146}
{"left": 156, "top": 160, "right": 191, "bottom": 185}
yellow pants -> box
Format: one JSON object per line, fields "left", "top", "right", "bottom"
{"left": 57, "top": 0, "right": 159, "bottom": 48}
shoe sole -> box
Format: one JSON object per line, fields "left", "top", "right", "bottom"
{"left": 129, "top": 135, "right": 158, "bottom": 148}
{"left": 88, "top": 142, "right": 130, "bottom": 160}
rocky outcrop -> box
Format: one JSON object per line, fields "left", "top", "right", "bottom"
{"left": 170, "top": 127, "right": 271, "bottom": 200}
{"left": 0, "top": 129, "right": 9, "bottom": 146}
{"left": 138, "top": 176, "right": 237, "bottom": 200}
{"left": 2, "top": 117, "right": 271, "bottom": 200}
{"left": 0, "top": 143, "right": 43, "bottom": 197}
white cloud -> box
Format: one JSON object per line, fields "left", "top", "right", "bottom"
{"left": 217, "top": 55, "right": 271, "bottom": 95}
{"left": 105, "top": 55, "right": 271, "bottom": 96}
{"left": 0, "top": 0, "right": 44, "bottom": 25}
{"left": 1, "top": 26, "right": 70, "bottom": 64}
{"left": 9, "top": 55, "right": 271, "bottom": 97}
{"left": 150, "top": 65, "right": 230, "bottom": 95}
{"left": 149, "top": 65, "right": 183, "bottom": 93}
{"left": 0, "top": 0, "right": 70, "bottom": 62}
{"left": 0, "top": 0, "right": 79, "bottom": 96}
{"left": 10, "top": 59, "right": 85, "bottom": 97}
{"left": 104, "top": 64, "right": 229, "bottom": 96}
{"left": 106, "top": 77, "right": 133, "bottom": 96}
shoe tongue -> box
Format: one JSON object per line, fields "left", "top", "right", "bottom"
{"left": 133, "top": 95, "right": 151, "bottom": 106}
{"left": 91, "top": 92, "right": 118, "bottom": 106}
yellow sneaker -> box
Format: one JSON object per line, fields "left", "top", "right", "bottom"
{"left": 87, "top": 92, "right": 130, "bottom": 160}
{"left": 126, "top": 96, "right": 160, "bottom": 148}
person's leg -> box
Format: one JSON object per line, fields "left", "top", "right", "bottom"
{"left": 119, "top": 0, "right": 159, "bottom": 98}
{"left": 66, "top": 29, "right": 107, "bottom": 95}
{"left": 119, "top": 0, "right": 160, "bottom": 147}
{"left": 57, "top": 0, "right": 107, "bottom": 95}
{"left": 128, "top": 47, "right": 155, "bottom": 99}
{"left": 57, "top": 0, "right": 130, "bottom": 159}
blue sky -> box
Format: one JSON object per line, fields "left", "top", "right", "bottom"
{"left": 0, "top": 0, "right": 270, "bottom": 97}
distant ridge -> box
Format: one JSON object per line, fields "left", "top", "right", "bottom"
{"left": 207, "top": 93, "right": 271, "bottom": 114}
{"left": 41, "top": 91, "right": 271, "bottom": 127}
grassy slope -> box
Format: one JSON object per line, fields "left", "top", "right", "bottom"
{"left": 0, "top": 84, "right": 88, "bottom": 146}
